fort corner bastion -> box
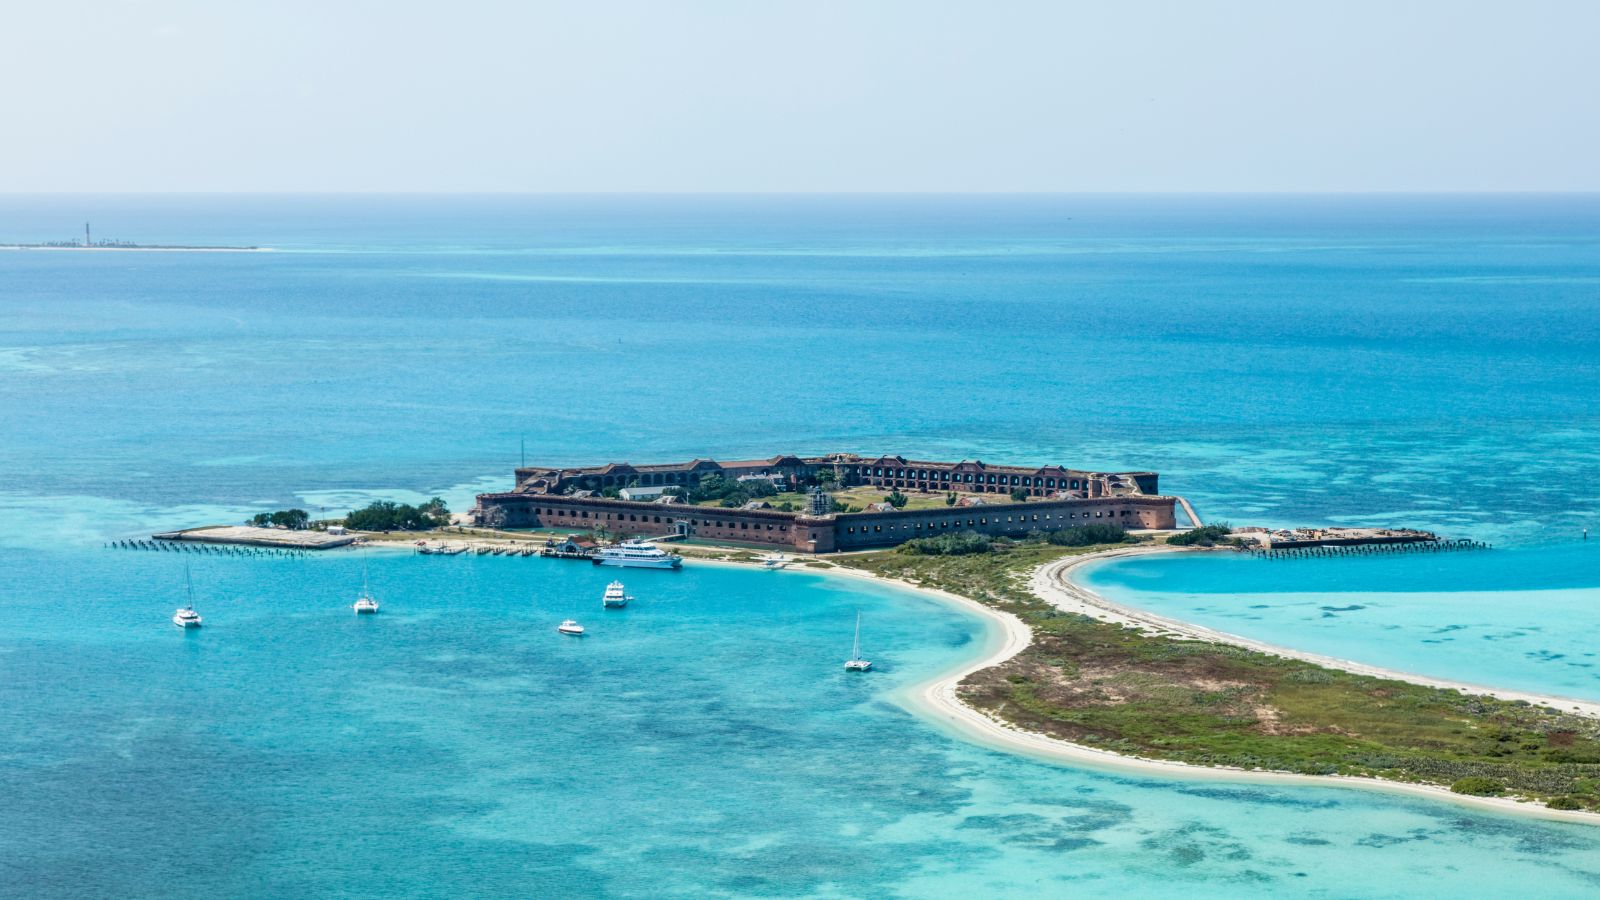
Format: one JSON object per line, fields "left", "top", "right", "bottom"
{"left": 473, "top": 453, "right": 1180, "bottom": 552}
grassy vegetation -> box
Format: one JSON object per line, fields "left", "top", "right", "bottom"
{"left": 839, "top": 539, "right": 1600, "bottom": 812}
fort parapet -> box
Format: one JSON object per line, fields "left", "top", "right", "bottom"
{"left": 475, "top": 452, "right": 1179, "bottom": 551}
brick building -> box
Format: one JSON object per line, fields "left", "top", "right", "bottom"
{"left": 476, "top": 452, "right": 1180, "bottom": 551}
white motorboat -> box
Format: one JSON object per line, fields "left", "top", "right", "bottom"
{"left": 844, "top": 611, "right": 871, "bottom": 672}
{"left": 602, "top": 580, "right": 632, "bottom": 609}
{"left": 591, "top": 541, "right": 683, "bottom": 569}
{"left": 557, "top": 619, "right": 585, "bottom": 636}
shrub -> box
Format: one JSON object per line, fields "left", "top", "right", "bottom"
{"left": 900, "top": 532, "right": 992, "bottom": 556}
{"left": 885, "top": 491, "right": 909, "bottom": 509}
{"left": 345, "top": 498, "right": 450, "bottom": 532}
{"left": 1010, "top": 488, "right": 1029, "bottom": 502}
{"left": 250, "top": 508, "right": 309, "bottom": 529}
{"left": 1450, "top": 776, "right": 1504, "bottom": 796}
{"left": 1547, "top": 796, "right": 1584, "bottom": 810}
{"left": 1168, "top": 523, "right": 1234, "bottom": 547}
{"left": 1046, "top": 524, "right": 1128, "bottom": 546}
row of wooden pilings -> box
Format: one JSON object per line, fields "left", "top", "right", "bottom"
{"left": 1247, "top": 538, "right": 1490, "bottom": 560}
{"left": 106, "top": 538, "right": 307, "bottom": 559}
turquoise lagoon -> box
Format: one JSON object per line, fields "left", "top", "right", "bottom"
{"left": 1080, "top": 544, "right": 1600, "bottom": 704}
{"left": 3, "top": 195, "right": 1600, "bottom": 896}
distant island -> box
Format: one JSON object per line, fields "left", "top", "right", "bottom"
{"left": 0, "top": 222, "right": 260, "bottom": 252}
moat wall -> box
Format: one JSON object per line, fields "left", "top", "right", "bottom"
{"left": 475, "top": 492, "right": 1177, "bottom": 551}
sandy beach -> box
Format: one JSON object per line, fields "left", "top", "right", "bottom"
{"left": 1037, "top": 546, "right": 1600, "bottom": 719}
{"left": 781, "top": 548, "right": 1600, "bottom": 825}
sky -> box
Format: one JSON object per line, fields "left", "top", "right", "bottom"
{"left": 2, "top": 1, "right": 1596, "bottom": 193}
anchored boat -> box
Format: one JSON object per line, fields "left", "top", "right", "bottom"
{"left": 353, "top": 553, "right": 379, "bottom": 614}
{"left": 173, "top": 563, "right": 203, "bottom": 629}
{"left": 844, "top": 611, "right": 871, "bottom": 672}
{"left": 602, "top": 580, "right": 632, "bottom": 609}
{"left": 591, "top": 541, "right": 683, "bottom": 569}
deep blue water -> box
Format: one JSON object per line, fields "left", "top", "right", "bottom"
{"left": 4, "top": 194, "right": 1600, "bottom": 897}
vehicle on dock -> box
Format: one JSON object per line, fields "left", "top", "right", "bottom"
{"left": 591, "top": 541, "right": 683, "bottom": 569}
{"left": 602, "top": 580, "right": 632, "bottom": 609}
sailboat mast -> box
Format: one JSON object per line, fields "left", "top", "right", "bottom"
{"left": 184, "top": 561, "right": 194, "bottom": 607}
{"left": 852, "top": 611, "right": 862, "bottom": 659}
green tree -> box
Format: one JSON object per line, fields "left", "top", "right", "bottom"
{"left": 1009, "top": 488, "right": 1029, "bottom": 502}
{"left": 945, "top": 492, "right": 957, "bottom": 506}
{"left": 1167, "top": 523, "right": 1234, "bottom": 547}
{"left": 885, "top": 491, "right": 909, "bottom": 509}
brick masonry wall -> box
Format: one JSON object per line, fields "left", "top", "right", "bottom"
{"left": 477, "top": 492, "right": 1176, "bottom": 551}
{"left": 831, "top": 496, "right": 1176, "bottom": 549}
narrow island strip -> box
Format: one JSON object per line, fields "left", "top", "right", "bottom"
{"left": 821, "top": 539, "right": 1600, "bottom": 823}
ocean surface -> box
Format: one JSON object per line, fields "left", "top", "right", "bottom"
{"left": 3, "top": 194, "right": 1600, "bottom": 896}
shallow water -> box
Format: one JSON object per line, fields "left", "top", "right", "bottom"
{"left": 4, "top": 194, "right": 1600, "bottom": 896}
{"left": 1081, "top": 543, "right": 1600, "bottom": 703}
{"left": 5, "top": 548, "right": 1600, "bottom": 898}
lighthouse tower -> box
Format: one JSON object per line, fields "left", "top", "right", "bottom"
{"left": 84, "top": 222, "right": 91, "bottom": 248}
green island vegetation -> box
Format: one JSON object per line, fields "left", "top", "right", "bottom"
{"left": 837, "top": 537, "right": 1600, "bottom": 812}
{"left": 344, "top": 498, "right": 451, "bottom": 532}
{"left": 1166, "top": 523, "right": 1239, "bottom": 547}
{"left": 249, "top": 508, "right": 309, "bottom": 529}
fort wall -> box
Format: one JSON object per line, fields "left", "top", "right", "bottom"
{"left": 475, "top": 491, "right": 1176, "bottom": 551}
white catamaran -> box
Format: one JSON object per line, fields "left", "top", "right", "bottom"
{"left": 353, "top": 553, "right": 379, "bottom": 614}
{"left": 173, "top": 563, "right": 203, "bottom": 629}
{"left": 844, "top": 611, "right": 871, "bottom": 672}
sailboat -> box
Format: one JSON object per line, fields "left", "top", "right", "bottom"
{"left": 353, "top": 552, "right": 379, "bottom": 614}
{"left": 173, "top": 562, "right": 203, "bottom": 629}
{"left": 844, "top": 611, "right": 871, "bottom": 671}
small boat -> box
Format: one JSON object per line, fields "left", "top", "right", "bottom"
{"left": 353, "top": 553, "right": 379, "bottom": 614}
{"left": 557, "top": 619, "right": 585, "bottom": 636}
{"left": 591, "top": 541, "right": 683, "bottom": 569}
{"left": 844, "top": 611, "right": 871, "bottom": 672}
{"left": 602, "top": 580, "right": 632, "bottom": 609}
{"left": 174, "top": 563, "right": 203, "bottom": 629}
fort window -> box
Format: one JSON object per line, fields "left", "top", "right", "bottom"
{"left": 874, "top": 526, "right": 882, "bottom": 532}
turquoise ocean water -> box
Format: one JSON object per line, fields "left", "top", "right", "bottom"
{"left": 3, "top": 195, "right": 1599, "bottom": 896}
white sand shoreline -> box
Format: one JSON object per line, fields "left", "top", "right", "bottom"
{"left": 712, "top": 547, "right": 1600, "bottom": 825}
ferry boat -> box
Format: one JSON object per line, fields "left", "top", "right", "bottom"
{"left": 591, "top": 541, "right": 683, "bottom": 569}
{"left": 844, "top": 611, "right": 871, "bottom": 672}
{"left": 557, "top": 619, "right": 585, "bottom": 636}
{"left": 353, "top": 554, "right": 379, "bottom": 614}
{"left": 174, "top": 563, "right": 203, "bottom": 629}
{"left": 602, "top": 580, "right": 632, "bottom": 608}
